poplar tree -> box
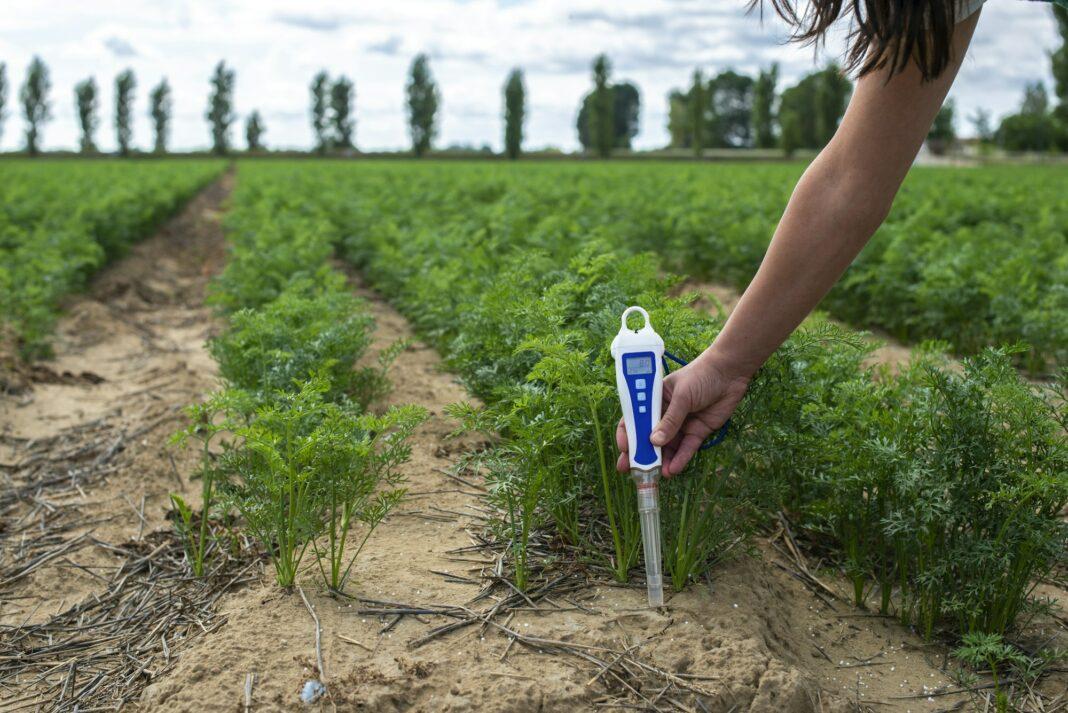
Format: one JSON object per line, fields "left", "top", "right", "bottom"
{"left": 21, "top": 56, "right": 51, "bottom": 156}
{"left": 589, "top": 54, "right": 613, "bottom": 158}
{"left": 115, "top": 69, "right": 136, "bottom": 156}
{"left": 246, "top": 110, "right": 265, "bottom": 151}
{"left": 149, "top": 79, "right": 172, "bottom": 154}
{"left": 311, "top": 70, "right": 330, "bottom": 153}
{"left": 74, "top": 77, "right": 98, "bottom": 153}
{"left": 689, "top": 69, "right": 705, "bottom": 157}
{"left": 503, "top": 68, "right": 525, "bottom": 160}
{"left": 206, "top": 61, "right": 236, "bottom": 155}
{"left": 1053, "top": 6, "right": 1068, "bottom": 126}
{"left": 406, "top": 54, "right": 439, "bottom": 158}
{"left": 0, "top": 63, "right": 7, "bottom": 146}
{"left": 927, "top": 99, "right": 956, "bottom": 154}
{"left": 330, "top": 76, "right": 354, "bottom": 149}
{"left": 970, "top": 108, "right": 994, "bottom": 143}
{"left": 751, "top": 64, "right": 779, "bottom": 149}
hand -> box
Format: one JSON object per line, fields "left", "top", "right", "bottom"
{"left": 615, "top": 349, "right": 750, "bottom": 477}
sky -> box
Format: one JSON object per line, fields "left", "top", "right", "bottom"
{"left": 0, "top": 0, "right": 1061, "bottom": 153}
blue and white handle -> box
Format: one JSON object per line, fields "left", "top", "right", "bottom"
{"left": 611, "top": 306, "right": 665, "bottom": 472}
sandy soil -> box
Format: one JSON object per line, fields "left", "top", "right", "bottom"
{"left": 0, "top": 173, "right": 233, "bottom": 629}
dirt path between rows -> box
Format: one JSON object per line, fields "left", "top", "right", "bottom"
{"left": 0, "top": 173, "right": 245, "bottom": 708}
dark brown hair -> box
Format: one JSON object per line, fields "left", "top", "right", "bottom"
{"left": 751, "top": 1, "right": 959, "bottom": 81}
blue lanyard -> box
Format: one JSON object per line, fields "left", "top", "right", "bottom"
{"left": 662, "top": 350, "right": 731, "bottom": 450}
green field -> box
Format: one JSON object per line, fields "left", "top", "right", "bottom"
{"left": 2, "top": 158, "right": 1064, "bottom": 643}
{"left": 197, "top": 159, "right": 1064, "bottom": 641}
{"left": 0, "top": 160, "right": 224, "bottom": 358}
{"left": 312, "top": 160, "right": 1068, "bottom": 372}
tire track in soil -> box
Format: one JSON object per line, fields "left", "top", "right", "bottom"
{"left": 0, "top": 172, "right": 234, "bottom": 631}
{"left": 141, "top": 272, "right": 990, "bottom": 713}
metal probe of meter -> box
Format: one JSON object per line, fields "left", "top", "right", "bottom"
{"left": 611, "top": 306, "right": 665, "bottom": 608}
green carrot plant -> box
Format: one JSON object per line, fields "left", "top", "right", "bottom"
{"left": 169, "top": 390, "right": 255, "bottom": 576}
{"left": 310, "top": 403, "right": 426, "bottom": 592}
{"left": 953, "top": 633, "right": 1033, "bottom": 713}
{"left": 209, "top": 286, "right": 393, "bottom": 407}
{"left": 203, "top": 376, "right": 423, "bottom": 589}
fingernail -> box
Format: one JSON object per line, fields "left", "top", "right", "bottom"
{"left": 650, "top": 431, "right": 664, "bottom": 445}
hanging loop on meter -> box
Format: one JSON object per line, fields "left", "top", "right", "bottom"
{"left": 662, "top": 350, "right": 731, "bottom": 450}
{"left": 620, "top": 305, "right": 651, "bottom": 332}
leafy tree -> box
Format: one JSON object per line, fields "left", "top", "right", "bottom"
{"left": 205, "top": 60, "right": 236, "bottom": 156}
{"left": 503, "top": 68, "right": 525, "bottom": 160}
{"left": 778, "top": 83, "right": 812, "bottom": 155}
{"left": 611, "top": 82, "right": 640, "bottom": 149}
{"left": 330, "top": 76, "right": 354, "bottom": 150}
{"left": 1022, "top": 81, "right": 1049, "bottom": 115}
{"left": 751, "top": 63, "right": 779, "bottom": 148}
{"left": 689, "top": 70, "right": 706, "bottom": 156}
{"left": 926, "top": 99, "right": 956, "bottom": 154}
{"left": 708, "top": 69, "right": 755, "bottom": 147}
{"left": 577, "top": 79, "right": 640, "bottom": 151}
{"left": 406, "top": 54, "right": 439, "bottom": 158}
{"left": 149, "top": 79, "right": 172, "bottom": 154}
{"left": 20, "top": 56, "right": 51, "bottom": 156}
{"left": 311, "top": 70, "right": 330, "bottom": 154}
{"left": 74, "top": 77, "right": 98, "bottom": 153}
{"left": 969, "top": 107, "right": 994, "bottom": 143}
{"left": 999, "top": 112, "right": 1058, "bottom": 152}
{"left": 246, "top": 110, "right": 266, "bottom": 151}
{"left": 114, "top": 69, "right": 136, "bottom": 156}
{"left": 779, "top": 105, "right": 802, "bottom": 157}
{"left": 668, "top": 67, "right": 773, "bottom": 150}
{"left": 814, "top": 64, "right": 851, "bottom": 145}
{"left": 0, "top": 63, "right": 7, "bottom": 146}
{"left": 1053, "top": 6, "right": 1068, "bottom": 123}
{"left": 589, "top": 54, "right": 614, "bottom": 158}
{"left": 777, "top": 63, "right": 852, "bottom": 153}
{"left": 998, "top": 82, "right": 1057, "bottom": 152}
{"left": 667, "top": 89, "right": 691, "bottom": 149}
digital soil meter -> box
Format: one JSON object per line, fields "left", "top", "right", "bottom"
{"left": 611, "top": 306, "right": 664, "bottom": 607}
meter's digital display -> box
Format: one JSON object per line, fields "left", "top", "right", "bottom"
{"left": 625, "top": 356, "right": 653, "bottom": 376}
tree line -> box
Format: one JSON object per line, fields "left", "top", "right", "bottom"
{"left": 664, "top": 5, "right": 1068, "bottom": 156}
{"left": 0, "top": 8, "right": 1065, "bottom": 159}
{"left": 1, "top": 57, "right": 241, "bottom": 156}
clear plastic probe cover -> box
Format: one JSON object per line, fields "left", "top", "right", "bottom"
{"left": 631, "top": 469, "right": 664, "bottom": 607}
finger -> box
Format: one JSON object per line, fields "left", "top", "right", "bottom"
{"left": 615, "top": 418, "right": 627, "bottom": 453}
{"left": 651, "top": 387, "right": 690, "bottom": 447}
{"left": 615, "top": 419, "right": 630, "bottom": 473}
{"left": 664, "top": 433, "right": 706, "bottom": 477}
{"left": 661, "top": 444, "right": 676, "bottom": 478}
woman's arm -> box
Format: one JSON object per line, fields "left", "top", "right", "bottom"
{"left": 617, "top": 11, "right": 981, "bottom": 477}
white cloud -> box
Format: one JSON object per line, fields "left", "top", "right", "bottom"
{"left": 103, "top": 36, "right": 138, "bottom": 58}
{"left": 0, "top": 0, "right": 1060, "bottom": 152}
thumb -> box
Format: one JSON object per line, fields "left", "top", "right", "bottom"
{"left": 651, "top": 389, "right": 689, "bottom": 447}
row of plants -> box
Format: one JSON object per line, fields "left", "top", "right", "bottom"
{"left": 0, "top": 159, "right": 225, "bottom": 358}
{"left": 238, "top": 160, "right": 1068, "bottom": 643}
{"left": 171, "top": 172, "right": 425, "bottom": 592}
{"left": 538, "top": 162, "right": 1068, "bottom": 372}
{"left": 260, "top": 160, "right": 1065, "bottom": 371}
